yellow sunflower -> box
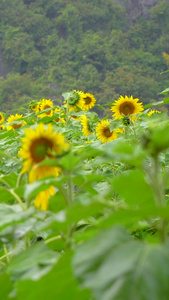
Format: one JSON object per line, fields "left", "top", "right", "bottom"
{"left": 19, "top": 123, "right": 68, "bottom": 175}
{"left": 96, "top": 120, "right": 122, "bottom": 143}
{"left": 19, "top": 123, "right": 68, "bottom": 210}
{"left": 6, "top": 114, "right": 27, "bottom": 130}
{"left": 0, "top": 113, "right": 5, "bottom": 124}
{"left": 111, "top": 95, "right": 144, "bottom": 122}
{"left": 30, "top": 102, "right": 41, "bottom": 113}
{"left": 65, "top": 90, "right": 84, "bottom": 112}
{"left": 81, "top": 115, "right": 94, "bottom": 137}
{"left": 79, "top": 92, "right": 96, "bottom": 111}
{"left": 147, "top": 110, "right": 161, "bottom": 117}
{"left": 0, "top": 124, "right": 5, "bottom": 130}
{"left": 38, "top": 99, "right": 54, "bottom": 118}
{"left": 34, "top": 186, "right": 55, "bottom": 211}
{"left": 54, "top": 108, "right": 65, "bottom": 123}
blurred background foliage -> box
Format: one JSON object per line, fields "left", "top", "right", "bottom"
{"left": 0, "top": 0, "right": 169, "bottom": 111}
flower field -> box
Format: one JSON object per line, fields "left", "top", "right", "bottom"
{"left": 0, "top": 89, "right": 169, "bottom": 299}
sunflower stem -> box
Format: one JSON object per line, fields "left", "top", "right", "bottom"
{"left": 65, "top": 97, "right": 69, "bottom": 126}
{"left": 151, "top": 154, "right": 167, "bottom": 243}
{"left": 3, "top": 246, "right": 10, "bottom": 264}
{"left": 9, "top": 189, "right": 26, "bottom": 211}
{"left": 45, "top": 235, "right": 62, "bottom": 245}
{"left": 16, "top": 172, "right": 24, "bottom": 188}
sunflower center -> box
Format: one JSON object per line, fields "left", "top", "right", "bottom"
{"left": 119, "top": 101, "right": 135, "bottom": 116}
{"left": 84, "top": 97, "right": 91, "bottom": 105}
{"left": 12, "top": 123, "right": 22, "bottom": 129}
{"left": 44, "top": 105, "right": 52, "bottom": 115}
{"left": 30, "top": 137, "right": 53, "bottom": 163}
{"left": 0, "top": 115, "right": 2, "bottom": 120}
{"left": 103, "top": 127, "right": 112, "bottom": 137}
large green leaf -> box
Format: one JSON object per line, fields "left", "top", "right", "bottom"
{"left": 73, "top": 226, "right": 169, "bottom": 300}
{"left": 8, "top": 242, "right": 59, "bottom": 281}
{"left": 112, "top": 169, "right": 155, "bottom": 208}
{"left": 0, "top": 204, "right": 35, "bottom": 231}
{"left": 17, "top": 252, "right": 91, "bottom": 300}
{"left": 0, "top": 273, "right": 15, "bottom": 300}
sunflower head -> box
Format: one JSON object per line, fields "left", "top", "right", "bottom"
{"left": 79, "top": 92, "right": 96, "bottom": 111}
{"left": 7, "top": 114, "right": 26, "bottom": 130}
{"left": 0, "top": 124, "right": 5, "bottom": 130}
{"left": 38, "top": 99, "right": 54, "bottom": 118}
{"left": 147, "top": 110, "right": 161, "bottom": 117}
{"left": 111, "top": 95, "right": 144, "bottom": 122}
{"left": 96, "top": 119, "right": 122, "bottom": 143}
{"left": 19, "top": 123, "right": 69, "bottom": 175}
{"left": 54, "top": 108, "right": 65, "bottom": 123}
{"left": 81, "top": 115, "right": 95, "bottom": 137}
{"left": 0, "top": 113, "right": 5, "bottom": 124}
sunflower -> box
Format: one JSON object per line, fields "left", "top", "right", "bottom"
{"left": 30, "top": 102, "right": 41, "bottom": 113}
{"left": 0, "top": 113, "right": 5, "bottom": 124}
{"left": 19, "top": 123, "right": 68, "bottom": 210}
{"left": 6, "top": 114, "right": 27, "bottom": 130}
{"left": 19, "top": 123, "right": 68, "bottom": 175}
{"left": 81, "top": 115, "right": 94, "bottom": 137}
{"left": 96, "top": 120, "right": 122, "bottom": 143}
{"left": 38, "top": 99, "right": 54, "bottom": 118}
{"left": 79, "top": 92, "right": 96, "bottom": 111}
{"left": 0, "top": 124, "right": 5, "bottom": 130}
{"left": 111, "top": 95, "right": 144, "bottom": 122}
{"left": 54, "top": 108, "right": 65, "bottom": 123}
{"left": 147, "top": 110, "right": 161, "bottom": 117}
{"left": 34, "top": 186, "right": 55, "bottom": 211}
{"left": 65, "top": 90, "right": 84, "bottom": 112}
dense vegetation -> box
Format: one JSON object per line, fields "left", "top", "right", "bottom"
{"left": 0, "top": 86, "right": 169, "bottom": 299}
{"left": 0, "top": 0, "right": 169, "bottom": 112}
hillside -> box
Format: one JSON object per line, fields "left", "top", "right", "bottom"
{"left": 0, "top": 0, "right": 169, "bottom": 112}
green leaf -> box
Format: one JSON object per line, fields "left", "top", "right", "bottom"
{"left": 66, "top": 202, "right": 106, "bottom": 224}
{"left": 0, "top": 187, "right": 14, "bottom": 203}
{"left": 59, "top": 153, "right": 80, "bottom": 171}
{"left": 8, "top": 242, "right": 59, "bottom": 281}
{"left": 73, "top": 226, "right": 169, "bottom": 300}
{"left": 144, "top": 101, "right": 164, "bottom": 109}
{"left": 159, "top": 87, "right": 169, "bottom": 95}
{"left": 0, "top": 204, "right": 35, "bottom": 231}
{"left": 0, "top": 172, "right": 18, "bottom": 188}
{"left": 17, "top": 252, "right": 91, "bottom": 300}
{"left": 0, "top": 273, "right": 14, "bottom": 300}
{"left": 112, "top": 169, "right": 155, "bottom": 208}
{"left": 24, "top": 177, "right": 64, "bottom": 201}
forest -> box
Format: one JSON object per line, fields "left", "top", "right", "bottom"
{"left": 0, "top": 0, "right": 169, "bottom": 112}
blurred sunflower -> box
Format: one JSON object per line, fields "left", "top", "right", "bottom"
{"left": 0, "top": 124, "right": 5, "bottom": 130}
{"left": 0, "top": 113, "right": 5, "bottom": 124}
{"left": 19, "top": 123, "right": 68, "bottom": 210}
{"left": 96, "top": 120, "right": 122, "bottom": 143}
{"left": 38, "top": 99, "right": 54, "bottom": 118}
{"left": 81, "top": 115, "right": 95, "bottom": 137}
{"left": 147, "top": 110, "right": 161, "bottom": 117}
{"left": 54, "top": 108, "right": 65, "bottom": 123}
{"left": 111, "top": 95, "right": 144, "bottom": 122}
{"left": 20, "top": 123, "right": 68, "bottom": 175}
{"left": 34, "top": 186, "right": 55, "bottom": 211}
{"left": 65, "top": 90, "right": 84, "bottom": 112}
{"left": 79, "top": 92, "right": 96, "bottom": 111}
{"left": 7, "top": 114, "right": 26, "bottom": 130}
